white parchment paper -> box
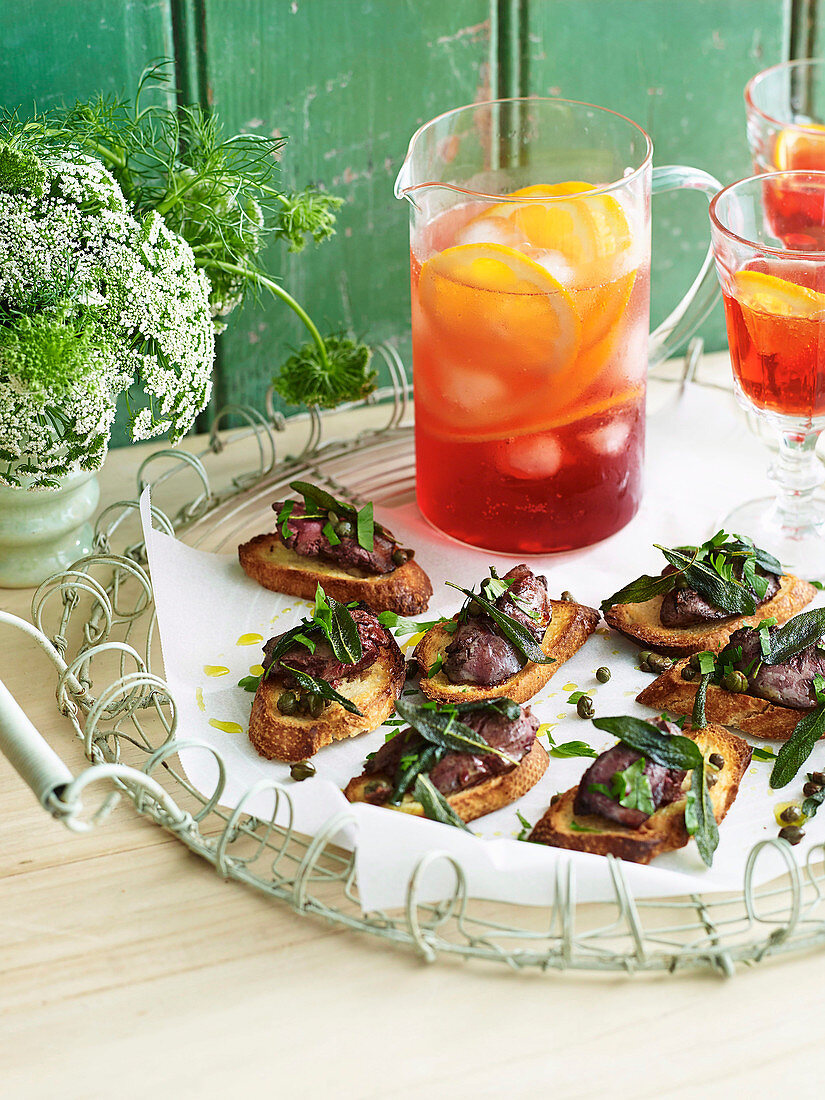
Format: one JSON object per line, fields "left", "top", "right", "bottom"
{"left": 140, "top": 384, "right": 825, "bottom": 911}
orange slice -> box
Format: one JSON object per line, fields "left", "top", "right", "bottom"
{"left": 416, "top": 242, "right": 586, "bottom": 437}
{"left": 472, "top": 182, "right": 637, "bottom": 349}
{"left": 732, "top": 270, "right": 825, "bottom": 357}
{"left": 774, "top": 124, "right": 825, "bottom": 171}
{"left": 418, "top": 241, "right": 581, "bottom": 375}
{"left": 733, "top": 270, "right": 825, "bottom": 317}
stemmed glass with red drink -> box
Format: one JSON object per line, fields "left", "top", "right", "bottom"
{"left": 710, "top": 171, "right": 825, "bottom": 576}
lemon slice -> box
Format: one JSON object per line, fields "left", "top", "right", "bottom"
{"left": 733, "top": 270, "right": 825, "bottom": 318}
{"left": 774, "top": 124, "right": 825, "bottom": 170}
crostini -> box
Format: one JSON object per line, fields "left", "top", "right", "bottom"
{"left": 529, "top": 716, "right": 751, "bottom": 865}
{"left": 412, "top": 564, "right": 599, "bottom": 705}
{"left": 636, "top": 609, "right": 825, "bottom": 787}
{"left": 244, "top": 587, "right": 405, "bottom": 762}
{"left": 601, "top": 531, "right": 814, "bottom": 656}
{"left": 344, "top": 696, "right": 549, "bottom": 825}
{"left": 239, "top": 479, "right": 432, "bottom": 615}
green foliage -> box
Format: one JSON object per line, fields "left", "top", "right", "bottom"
{"left": 0, "top": 308, "right": 107, "bottom": 395}
{"left": 273, "top": 335, "right": 375, "bottom": 410}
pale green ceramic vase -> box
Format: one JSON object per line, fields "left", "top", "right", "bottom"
{"left": 0, "top": 470, "right": 100, "bottom": 588}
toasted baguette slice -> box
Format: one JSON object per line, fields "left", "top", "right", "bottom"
{"left": 529, "top": 724, "right": 751, "bottom": 863}
{"left": 413, "top": 600, "right": 600, "bottom": 705}
{"left": 636, "top": 660, "right": 815, "bottom": 740}
{"left": 238, "top": 532, "right": 433, "bottom": 616}
{"left": 604, "top": 574, "right": 815, "bottom": 656}
{"left": 344, "top": 738, "right": 550, "bottom": 824}
{"left": 248, "top": 637, "right": 405, "bottom": 763}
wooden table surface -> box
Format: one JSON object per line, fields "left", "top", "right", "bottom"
{"left": 2, "top": 376, "right": 823, "bottom": 1100}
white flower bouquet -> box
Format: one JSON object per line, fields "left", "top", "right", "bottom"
{"left": 0, "top": 66, "right": 374, "bottom": 489}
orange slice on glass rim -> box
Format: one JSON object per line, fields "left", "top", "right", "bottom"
{"left": 774, "top": 124, "right": 825, "bottom": 171}
{"left": 473, "top": 182, "right": 637, "bottom": 349}
{"left": 732, "top": 269, "right": 825, "bottom": 356}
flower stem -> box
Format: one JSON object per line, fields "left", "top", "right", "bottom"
{"left": 204, "top": 261, "right": 330, "bottom": 368}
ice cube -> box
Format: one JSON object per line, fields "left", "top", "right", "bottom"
{"left": 531, "top": 250, "right": 575, "bottom": 287}
{"left": 496, "top": 432, "right": 563, "bottom": 480}
{"left": 585, "top": 419, "right": 632, "bottom": 455}
{"left": 455, "top": 216, "right": 522, "bottom": 250}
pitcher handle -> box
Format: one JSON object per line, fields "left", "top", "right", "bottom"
{"left": 648, "top": 165, "right": 723, "bottom": 369}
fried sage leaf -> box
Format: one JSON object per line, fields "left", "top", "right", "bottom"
{"left": 313, "top": 584, "right": 362, "bottom": 664}
{"left": 289, "top": 479, "right": 377, "bottom": 552}
{"left": 389, "top": 743, "right": 442, "bottom": 806}
{"left": 413, "top": 773, "right": 470, "bottom": 831}
{"left": 599, "top": 571, "right": 681, "bottom": 614}
{"left": 692, "top": 671, "right": 712, "bottom": 731}
{"left": 770, "top": 701, "right": 825, "bottom": 788}
{"left": 451, "top": 697, "right": 522, "bottom": 722}
{"left": 445, "top": 581, "right": 552, "bottom": 665}
{"left": 591, "top": 715, "right": 703, "bottom": 770}
{"left": 279, "top": 663, "right": 364, "bottom": 716}
{"left": 394, "top": 698, "right": 519, "bottom": 765}
{"left": 685, "top": 757, "right": 719, "bottom": 867}
{"left": 658, "top": 545, "right": 757, "bottom": 615}
{"left": 763, "top": 607, "right": 825, "bottom": 666}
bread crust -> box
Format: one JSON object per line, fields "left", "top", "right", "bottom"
{"left": 412, "top": 600, "right": 600, "bottom": 705}
{"left": 529, "top": 724, "right": 751, "bottom": 863}
{"left": 343, "top": 738, "right": 550, "bottom": 824}
{"left": 604, "top": 574, "right": 815, "bottom": 656}
{"left": 636, "top": 660, "right": 816, "bottom": 740}
{"left": 238, "top": 532, "right": 433, "bottom": 615}
{"left": 247, "top": 630, "right": 406, "bottom": 762}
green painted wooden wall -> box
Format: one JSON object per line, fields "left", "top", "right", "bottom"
{"left": 0, "top": 0, "right": 798, "bottom": 443}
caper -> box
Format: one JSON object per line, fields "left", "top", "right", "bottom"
{"left": 674, "top": 574, "right": 689, "bottom": 590}
{"left": 779, "top": 824, "right": 805, "bottom": 845}
{"left": 467, "top": 599, "right": 484, "bottom": 617}
{"left": 296, "top": 693, "right": 310, "bottom": 715}
{"left": 577, "top": 694, "right": 595, "bottom": 719}
{"left": 681, "top": 664, "right": 698, "bottom": 682}
{"left": 560, "top": 590, "right": 575, "bottom": 602}
{"left": 364, "top": 779, "right": 390, "bottom": 796}
{"left": 689, "top": 653, "right": 704, "bottom": 671}
{"left": 392, "top": 547, "right": 410, "bottom": 567}
{"left": 277, "top": 690, "right": 298, "bottom": 716}
{"left": 707, "top": 772, "right": 718, "bottom": 788}
{"left": 810, "top": 772, "right": 825, "bottom": 788}
{"left": 803, "top": 780, "right": 821, "bottom": 798}
{"left": 595, "top": 666, "right": 611, "bottom": 684}
{"left": 290, "top": 760, "right": 316, "bottom": 782}
{"left": 708, "top": 753, "right": 725, "bottom": 771}
{"left": 779, "top": 805, "right": 803, "bottom": 825}
{"left": 308, "top": 693, "right": 325, "bottom": 719}
{"left": 722, "top": 669, "right": 748, "bottom": 694}
{"left": 638, "top": 650, "right": 652, "bottom": 670}
{"left": 335, "top": 519, "right": 354, "bottom": 539}
{"left": 647, "top": 654, "right": 674, "bottom": 674}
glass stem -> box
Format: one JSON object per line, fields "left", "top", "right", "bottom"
{"left": 768, "top": 429, "right": 824, "bottom": 535}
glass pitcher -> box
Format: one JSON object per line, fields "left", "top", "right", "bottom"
{"left": 395, "top": 97, "right": 722, "bottom": 553}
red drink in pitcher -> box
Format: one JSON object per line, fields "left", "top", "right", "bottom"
{"left": 410, "top": 185, "right": 648, "bottom": 553}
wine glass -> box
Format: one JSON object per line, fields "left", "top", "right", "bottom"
{"left": 709, "top": 171, "right": 825, "bottom": 577}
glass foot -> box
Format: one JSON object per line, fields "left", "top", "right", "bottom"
{"left": 723, "top": 495, "right": 825, "bottom": 580}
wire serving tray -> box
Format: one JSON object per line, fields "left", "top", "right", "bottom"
{"left": 3, "top": 341, "right": 825, "bottom": 979}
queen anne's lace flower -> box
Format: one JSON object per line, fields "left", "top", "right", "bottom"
{"left": 0, "top": 153, "right": 214, "bottom": 488}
